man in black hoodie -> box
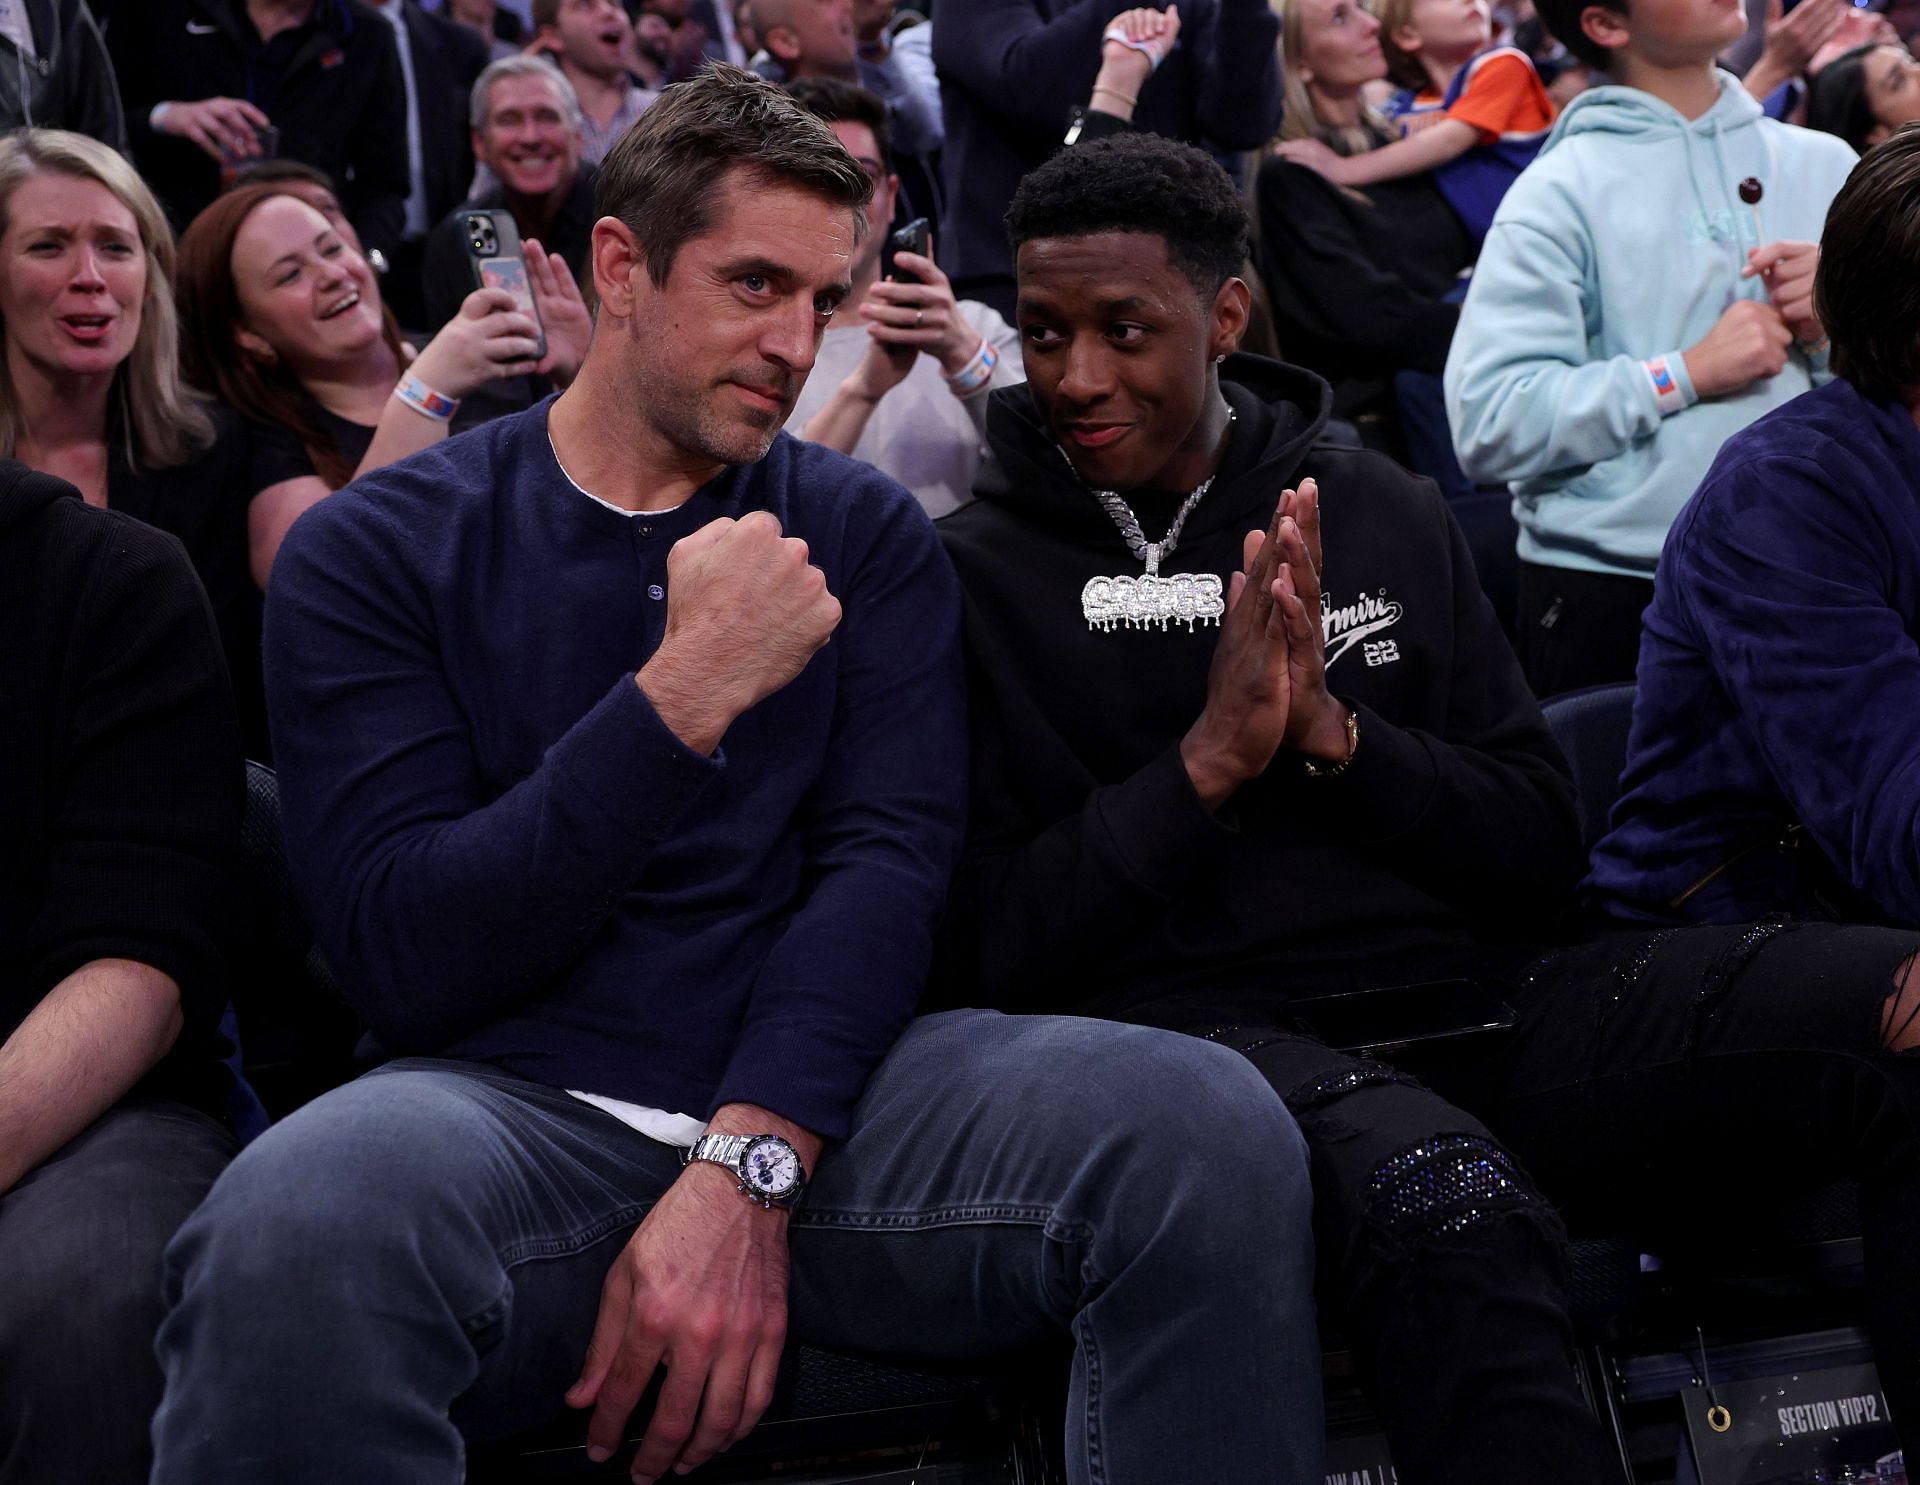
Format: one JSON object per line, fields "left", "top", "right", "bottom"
{"left": 937, "top": 132, "right": 1620, "bottom": 1484}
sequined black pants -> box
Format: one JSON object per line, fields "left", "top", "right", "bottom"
{"left": 1196, "top": 1026, "right": 1623, "bottom": 1485}
{"left": 1498, "top": 921, "right": 1920, "bottom": 1448}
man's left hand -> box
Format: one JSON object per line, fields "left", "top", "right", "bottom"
{"left": 858, "top": 249, "right": 984, "bottom": 379}
{"left": 1744, "top": 240, "right": 1824, "bottom": 346}
{"left": 1262, "top": 480, "right": 1348, "bottom": 761}
{"left": 567, "top": 1109, "right": 814, "bottom": 1481}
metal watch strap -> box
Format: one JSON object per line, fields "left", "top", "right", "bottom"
{"left": 683, "top": 1133, "right": 753, "bottom": 1171}
{"left": 683, "top": 1133, "right": 804, "bottom": 1208}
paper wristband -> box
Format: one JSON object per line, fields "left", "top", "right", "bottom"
{"left": 395, "top": 372, "right": 459, "bottom": 421}
{"left": 947, "top": 339, "right": 1000, "bottom": 398}
{"left": 1101, "top": 27, "right": 1172, "bottom": 69}
{"left": 1644, "top": 357, "right": 1687, "bottom": 417}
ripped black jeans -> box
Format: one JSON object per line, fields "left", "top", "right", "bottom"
{"left": 1497, "top": 921, "right": 1920, "bottom": 1448}
{"left": 1193, "top": 1025, "right": 1623, "bottom": 1485}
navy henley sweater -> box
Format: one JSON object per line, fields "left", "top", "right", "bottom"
{"left": 262, "top": 400, "right": 967, "bottom": 1139}
{"left": 1588, "top": 377, "right": 1920, "bottom": 928}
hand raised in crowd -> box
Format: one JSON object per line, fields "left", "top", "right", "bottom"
{"left": 637, "top": 512, "right": 842, "bottom": 755}
{"left": 856, "top": 247, "right": 985, "bottom": 380}
{"left": 408, "top": 287, "right": 546, "bottom": 399}
{"left": 1756, "top": 0, "right": 1847, "bottom": 81}
{"left": 566, "top": 1106, "right": 809, "bottom": 1480}
{"left": 154, "top": 96, "right": 272, "bottom": 164}
{"left": 1100, "top": 4, "right": 1182, "bottom": 94}
{"left": 523, "top": 236, "right": 593, "bottom": 388}
{"left": 1181, "top": 480, "right": 1344, "bottom": 810}
{"left": 1744, "top": 240, "right": 1824, "bottom": 346}
{"left": 1682, "top": 297, "right": 1794, "bottom": 399}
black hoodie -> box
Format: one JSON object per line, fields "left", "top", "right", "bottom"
{"left": 935, "top": 356, "right": 1583, "bottom": 1028}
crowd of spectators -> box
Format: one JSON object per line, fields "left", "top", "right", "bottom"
{"left": 11, "top": 0, "right": 1920, "bottom": 1481}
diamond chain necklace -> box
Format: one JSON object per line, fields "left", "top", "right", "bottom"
{"left": 1068, "top": 408, "right": 1234, "bottom": 633}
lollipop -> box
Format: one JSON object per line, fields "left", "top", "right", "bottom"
{"left": 1738, "top": 177, "right": 1767, "bottom": 250}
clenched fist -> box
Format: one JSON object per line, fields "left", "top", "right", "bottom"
{"left": 637, "top": 512, "right": 842, "bottom": 754}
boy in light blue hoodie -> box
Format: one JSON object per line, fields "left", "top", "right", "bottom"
{"left": 1442, "top": 0, "right": 1856, "bottom": 696}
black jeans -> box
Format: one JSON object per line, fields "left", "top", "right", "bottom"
{"left": 1193, "top": 1024, "right": 1623, "bottom": 1485}
{"left": 0, "top": 1097, "right": 234, "bottom": 1485}
{"left": 1515, "top": 561, "right": 1656, "bottom": 699}
{"left": 1499, "top": 923, "right": 1920, "bottom": 1446}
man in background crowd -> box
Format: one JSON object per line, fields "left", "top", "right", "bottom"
{"left": 110, "top": 0, "right": 410, "bottom": 266}
{"left": 531, "top": 0, "right": 654, "bottom": 163}
{"left": 422, "top": 54, "right": 595, "bottom": 331}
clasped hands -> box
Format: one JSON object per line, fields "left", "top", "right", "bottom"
{"left": 1181, "top": 479, "right": 1351, "bottom": 811}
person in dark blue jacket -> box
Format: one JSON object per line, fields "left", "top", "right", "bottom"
{"left": 930, "top": 0, "right": 1281, "bottom": 319}
{"left": 1523, "top": 125, "right": 1920, "bottom": 1442}
{"left": 147, "top": 66, "right": 1324, "bottom": 1485}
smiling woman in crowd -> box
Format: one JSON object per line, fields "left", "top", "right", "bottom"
{"left": 175, "top": 182, "right": 591, "bottom": 587}
{"left": 0, "top": 128, "right": 305, "bottom": 756}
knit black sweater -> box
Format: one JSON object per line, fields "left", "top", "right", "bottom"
{"left": 935, "top": 357, "right": 1582, "bottom": 1028}
{"left": 0, "top": 461, "right": 241, "bottom": 1110}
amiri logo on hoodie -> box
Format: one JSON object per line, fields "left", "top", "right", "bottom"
{"left": 1322, "top": 587, "right": 1404, "bottom": 670}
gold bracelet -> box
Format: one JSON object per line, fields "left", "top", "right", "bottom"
{"left": 1090, "top": 84, "right": 1139, "bottom": 109}
{"left": 1302, "top": 707, "right": 1360, "bottom": 779}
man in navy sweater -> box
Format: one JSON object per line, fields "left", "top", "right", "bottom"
{"left": 149, "top": 65, "right": 1322, "bottom": 1485}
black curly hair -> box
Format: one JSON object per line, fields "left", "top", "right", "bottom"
{"left": 1004, "top": 131, "right": 1250, "bottom": 303}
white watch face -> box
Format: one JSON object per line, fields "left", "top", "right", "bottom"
{"left": 743, "top": 1137, "right": 801, "bottom": 1197}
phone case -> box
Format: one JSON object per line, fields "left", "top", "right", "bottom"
{"left": 459, "top": 209, "right": 548, "bottom": 360}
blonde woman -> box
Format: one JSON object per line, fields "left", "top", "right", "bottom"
{"left": 1256, "top": 0, "right": 1476, "bottom": 499}
{"left": 0, "top": 128, "right": 311, "bottom": 755}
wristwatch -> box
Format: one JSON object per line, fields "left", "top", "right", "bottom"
{"left": 682, "top": 1132, "right": 808, "bottom": 1209}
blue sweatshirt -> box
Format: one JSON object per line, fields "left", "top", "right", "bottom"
{"left": 262, "top": 401, "right": 967, "bottom": 1140}
{"left": 1587, "top": 378, "right": 1920, "bottom": 927}
{"left": 1444, "top": 72, "right": 1856, "bottom": 579}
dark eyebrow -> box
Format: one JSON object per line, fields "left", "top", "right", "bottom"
{"left": 718, "top": 255, "right": 853, "bottom": 306}
{"left": 717, "top": 255, "right": 801, "bottom": 285}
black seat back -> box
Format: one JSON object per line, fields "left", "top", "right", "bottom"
{"left": 1540, "top": 684, "right": 1637, "bottom": 852}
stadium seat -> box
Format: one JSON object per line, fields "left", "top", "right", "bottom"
{"left": 1540, "top": 684, "right": 1637, "bottom": 850}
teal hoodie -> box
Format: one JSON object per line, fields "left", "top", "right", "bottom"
{"left": 1442, "top": 71, "right": 1856, "bottom": 578}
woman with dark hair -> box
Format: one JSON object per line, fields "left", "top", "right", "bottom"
{"left": 176, "top": 183, "right": 589, "bottom": 583}
{"left": 1254, "top": 0, "right": 1477, "bottom": 500}
{"left": 0, "top": 128, "right": 300, "bottom": 755}
{"left": 1808, "top": 42, "right": 1920, "bottom": 153}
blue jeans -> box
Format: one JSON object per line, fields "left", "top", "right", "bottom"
{"left": 0, "top": 1098, "right": 232, "bottom": 1485}
{"left": 150, "top": 1011, "right": 1322, "bottom": 1484}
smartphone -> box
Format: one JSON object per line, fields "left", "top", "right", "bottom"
{"left": 460, "top": 210, "right": 548, "bottom": 361}
{"left": 888, "top": 216, "right": 930, "bottom": 283}
{"left": 1285, "top": 978, "right": 1517, "bottom": 1058}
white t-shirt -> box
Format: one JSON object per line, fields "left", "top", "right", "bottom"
{"left": 784, "top": 299, "right": 1024, "bottom": 520}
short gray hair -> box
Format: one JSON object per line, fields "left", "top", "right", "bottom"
{"left": 470, "top": 55, "right": 584, "bottom": 133}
